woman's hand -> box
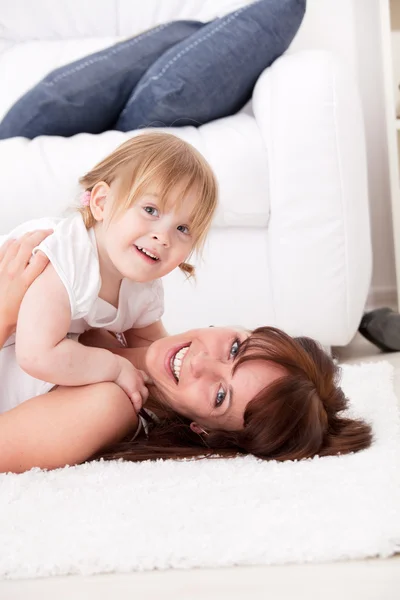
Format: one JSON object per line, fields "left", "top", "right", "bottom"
{"left": 114, "top": 355, "right": 152, "bottom": 412}
{"left": 0, "top": 230, "right": 52, "bottom": 344}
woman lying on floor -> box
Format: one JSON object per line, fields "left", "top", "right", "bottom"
{"left": 0, "top": 233, "right": 372, "bottom": 473}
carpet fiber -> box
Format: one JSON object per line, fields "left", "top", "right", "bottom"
{"left": 0, "top": 361, "right": 399, "bottom": 579}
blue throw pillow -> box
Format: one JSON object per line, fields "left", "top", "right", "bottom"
{"left": 115, "top": 0, "right": 306, "bottom": 131}
{"left": 0, "top": 20, "right": 205, "bottom": 139}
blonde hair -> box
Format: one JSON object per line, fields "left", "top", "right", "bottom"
{"left": 78, "top": 132, "right": 218, "bottom": 277}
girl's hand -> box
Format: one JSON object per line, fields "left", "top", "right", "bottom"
{"left": 0, "top": 230, "right": 52, "bottom": 337}
{"left": 114, "top": 355, "right": 152, "bottom": 412}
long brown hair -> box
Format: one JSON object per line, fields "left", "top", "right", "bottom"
{"left": 95, "top": 327, "right": 372, "bottom": 463}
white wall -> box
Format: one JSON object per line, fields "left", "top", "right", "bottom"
{"left": 292, "top": 0, "right": 395, "bottom": 306}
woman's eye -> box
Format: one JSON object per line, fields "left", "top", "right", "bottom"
{"left": 230, "top": 339, "right": 241, "bottom": 359}
{"left": 215, "top": 386, "right": 226, "bottom": 408}
{"left": 177, "top": 224, "right": 190, "bottom": 235}
{"left": 144, "top": 206, "right": 159, "bottom": 217}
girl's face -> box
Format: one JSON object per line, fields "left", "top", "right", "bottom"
{"left": 145, "top": 327, "right": 287, "bottom": 431}
{"left": 94, "top": 181, "right": 198, "bottom": 282}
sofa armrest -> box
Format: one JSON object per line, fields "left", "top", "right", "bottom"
{"left": 252, "top": 50, "right": 372, "bottom": 345}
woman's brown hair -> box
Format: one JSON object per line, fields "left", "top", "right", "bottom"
{"left": 95, "top": 327, "right": 372, "bottom": 463}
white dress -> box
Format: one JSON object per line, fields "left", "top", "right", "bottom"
{"left": 0, "top": 213, "right": 164, "bottom": 413}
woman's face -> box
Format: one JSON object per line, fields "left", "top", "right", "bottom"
{"left": 145, "top": 327, "right": 286, "bottom": 431}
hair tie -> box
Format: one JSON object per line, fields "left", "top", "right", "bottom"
{"left": 81, "top": 190, "right": 91, "bottom": 206}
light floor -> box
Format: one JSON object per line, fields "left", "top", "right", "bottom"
{"left": 1, "top": 334, "right": 399, "bottom": 600}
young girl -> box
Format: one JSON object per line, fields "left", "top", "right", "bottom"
{"left": 0, "top": 132, "right": 218, "bottom": 413}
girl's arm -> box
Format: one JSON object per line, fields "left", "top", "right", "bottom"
{"left": 0, "top": 382, "right": 137, "bottom": 473}
{"left": 16, "top": 263, "right": 150, "bottom": 409}
{"left": 16, "top": 262, "right": 124, "bottom": 385}
{"left": 124, "top": 320, "right": 168, "bottom": 348}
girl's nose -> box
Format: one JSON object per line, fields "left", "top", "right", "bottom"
{"left": 152, "top": 230, "right": 170, "bottom": 248}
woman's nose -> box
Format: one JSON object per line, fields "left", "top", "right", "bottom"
{"left": 190, "top": 353, "right": 220, "bottom": 379}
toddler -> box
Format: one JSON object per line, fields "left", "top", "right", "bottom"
{"left": 0, "top": 132, "right": 218, "bottom": 413}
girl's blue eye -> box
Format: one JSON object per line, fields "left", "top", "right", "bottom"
{"left": 215, "top": 386, "right": 226, "bottom": 408}
{"left": 177, "top": 225, "right": 190, "bottom": 235}
{"left": 230, "top": 339, "right": 240, "bottom": 358}
{"left": 144, "top": 206, "right": 159, "bottom": 216}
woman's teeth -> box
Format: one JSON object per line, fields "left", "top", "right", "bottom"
{"left": 171, "top": 346, "right": 190, "bottom": 381}
{"left": 136, "top": 246, "right": 159, "bottom": 260}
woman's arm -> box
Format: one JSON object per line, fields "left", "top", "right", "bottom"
{"left": 79, "top": 321, "right": 168, "bottom": 351}
{"left": 79, "top": 328, "right": 124, "bottom": 349}
{"left": 0, "top": 382, "right": 138, "bottom": 473}
{"left": 0, "top": 230, "right": 51, "bottom": 347}
{"left": 124, "top": 320, "right": 168, "bottom": 348}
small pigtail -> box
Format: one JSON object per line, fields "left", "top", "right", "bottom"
{"left": 179, "top": 262, "right": 195, "bottom": 279}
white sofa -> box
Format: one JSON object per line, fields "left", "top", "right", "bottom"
{"left": 0, "top": 0, "right": 371, "bottom": 346}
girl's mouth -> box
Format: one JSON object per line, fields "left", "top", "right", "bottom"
{"left": 133, "top": 245, "right": 160, "bottom": 262}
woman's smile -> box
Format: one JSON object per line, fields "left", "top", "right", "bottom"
{"left": 164, "top": 342, "right": 191, "bottom": 384}
{"left": 171, "top": 345, "right": 190, "bottom": 381}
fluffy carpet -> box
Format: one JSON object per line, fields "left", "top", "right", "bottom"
{"left": 0, "top": 361, "right": 399, "bottom": 579}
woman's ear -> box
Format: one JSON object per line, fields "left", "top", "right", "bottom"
{"left": 90, "top": 181, "right": 110, "bottom": 222}
{"left": 190, "top": 422, "right": 209, "bottom": 436}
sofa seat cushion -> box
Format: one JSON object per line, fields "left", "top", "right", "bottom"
{"left": 0, "top": 113, "right": 271, "bottom": 232}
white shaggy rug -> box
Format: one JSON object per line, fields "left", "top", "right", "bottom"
{"left": 0, "top": 362, "right": 399, "bottom": 580}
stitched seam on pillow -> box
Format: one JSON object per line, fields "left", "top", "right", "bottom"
{"left": 44, "top": 23, "right": 170, "bottom": 86}
{"left": 120, "top": 0, "right": 263, "bottom": 115}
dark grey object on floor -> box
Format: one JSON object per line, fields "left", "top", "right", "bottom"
{"left": 358, "top": 307, "right": 400, "bottom": 352}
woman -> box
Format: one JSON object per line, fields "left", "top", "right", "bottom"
{"left": 0, "top": 234, "right": 372, "bottom": 473}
